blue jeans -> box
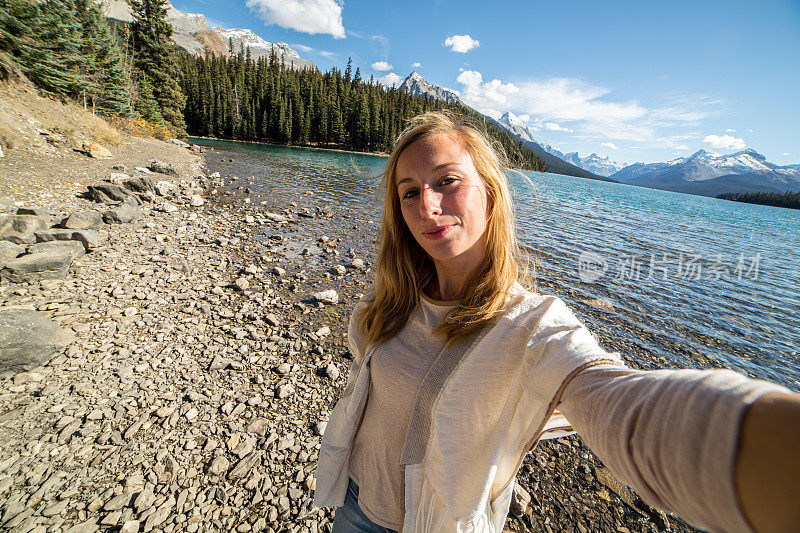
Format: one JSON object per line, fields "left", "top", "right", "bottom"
{"left": 331, "top": 478, "right": 398, "bottom": 533}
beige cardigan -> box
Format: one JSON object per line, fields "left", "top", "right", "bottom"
{"left": 313, "top": 286, "right": 788, "bottom": 532}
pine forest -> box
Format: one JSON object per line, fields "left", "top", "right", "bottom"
{"left": 0, "top": 0, "right": 545, "bottom": 171}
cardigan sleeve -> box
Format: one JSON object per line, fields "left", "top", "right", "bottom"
{"left": 557, "top": 364, "right": 790, "bottom": 533}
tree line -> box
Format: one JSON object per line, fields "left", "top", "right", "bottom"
{"left": 0, "top": 0, "right": 544, "bottom": 170}
{"left": 717, "top": 191, "right": 800, "bottom": 210}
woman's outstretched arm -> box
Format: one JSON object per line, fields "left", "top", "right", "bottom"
{"left": 557, "top": 365, "right": 797, "bottom": 532}
{"left": 736, "top": 390, "right": 800, "bottom": 531}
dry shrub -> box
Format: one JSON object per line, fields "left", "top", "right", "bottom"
{"left": 109, "top": 117, "right": 176, "bottom": 141}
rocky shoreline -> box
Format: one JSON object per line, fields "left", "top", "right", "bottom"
{"left": 0, "top": 138, "right": 699, "bottom": 533}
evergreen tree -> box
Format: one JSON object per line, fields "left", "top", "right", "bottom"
{"left": 135, "top": 77, "right": 164, "bottom": 124}
{"left": 129, "top": 0, "right": 186, "bottom": 130}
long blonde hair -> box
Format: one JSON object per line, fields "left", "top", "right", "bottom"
{"left": 359, "top": 111, "right": 528, "bottom": 347}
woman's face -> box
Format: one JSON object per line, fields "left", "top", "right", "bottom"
{"left": 395, "top": 133, "right": 490, "bottom": 270}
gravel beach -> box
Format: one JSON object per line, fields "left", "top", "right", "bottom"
{"left": 0, "top": 130, "right": 701, "bottom": 533}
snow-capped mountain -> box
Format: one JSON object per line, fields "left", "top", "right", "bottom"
{"left": 611, "top": 149, "right": 800, "bottom": 196}
{"left": 495, "top": 112, "right": 613, "bottom": 181}
{"left": 97, "top": 0, "right": 315, "bottom": 70}
{"left": 399, "top": 72, "right": 462, "bottom": 105}
{"left": 212, "top": 28, "right": 315, "bottom": 70}
{"left": 537, "top": 140, "right": 629, "bottom": 178}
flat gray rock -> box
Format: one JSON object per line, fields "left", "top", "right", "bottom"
{"left": 62, "top": 210, "right": 103, "bottom": 230}
{"left": 0, "top": 214, "right": 43, "bottom": 244}
{"left": 0, "top": 241, "right": 24, "bottom": 267}
{"left": 35, "top": 228, "right": 103, "bottom": 251}
{"left": 1, "top": 249, "right": 75, "bottom": 282}
{"left": 103, "top": 202, "right": 141, "bottom": 224}
{"left": 27, "top": 240, "right": 85, "bottom": 260}
{"left": 87, "top": 183, "right": 131, "bottom": 204}
{"left": 0, "top": 309, "right": 75, "bottom": 378}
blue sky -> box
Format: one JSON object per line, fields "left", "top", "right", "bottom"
{"left": 174, "top": 0, "right": 800, "bottom": 166}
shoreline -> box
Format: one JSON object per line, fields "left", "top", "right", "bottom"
{"left": 0, "top": 132, "right": 699, "bottom": 532}
{"left": 187, "top": 135, "right": 391, "bottom": 159}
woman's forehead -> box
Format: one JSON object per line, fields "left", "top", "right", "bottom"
{"left": 395, "top": 133, "right": 474, "bottom": 179}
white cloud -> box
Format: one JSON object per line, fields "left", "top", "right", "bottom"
{"left": 371, "top": 61, "right": 392, "bottom": 71}
{"left": 444, "top": 34, "right": 480, "bottom": 53}
{"left": 676, "top": 145, "right": 690, "bottom": 150}
{"left": 601, "top": 142, "right": 618, "bottom": 150}
{"left": 518, "top": 114, "right": 530, "bottom": 122}
{"left": 411, "top": 62, "right": 422, "bottom": 68}
{"left": 291, "top": 43, "right": 335, "bottom": 58}
{"left": 783, "top": 152, "right": 791, "bottom": 156}
{"left": 544, "top": 122, "right": 573, "bottom": 133}
{"left": 725, "top": 128, "right": 736, "bottom": 132}
{"left": 246, "top": 0, "right": 345, "bottom": 39}
{"left": 377, "top": 72, "right": 403, "bottom": 88}
{"left": 703, "top": 134, "right": 746, "bottom": 150}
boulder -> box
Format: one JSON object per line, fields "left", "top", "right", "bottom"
{"left": 71, "top": 229, "right": 103, "bottom": 251}
{"left": 103, "top": 202, "right": 141, "bottom": 224}
{"left": 0, "top": 309, "right": 75, "bottom": 378}
{"left": 0, "top": 249, "right": 75, "bottom": 282}
{"left": 189, "top": 195, "right": 204, "bottom": 207}
{"left": 34, "top": 228, "right": 76, "bottom": 243}
{"left": 83, "top": 142, "right": 112, "bottom": 159}
{"left": 62, "top": 210, "right": 103, "bottom": 230}
{"left": 27, "top": 240, "right": 85, "bottom": 260}
{"left": 0, "top": 214, "right": 43, "bottom": 244}
{"left": 167, "top": 139, "right": 190, "bottom": 148}
{"left": 148, "top": 160, "right": 178, "bottom": 176}
{"left": 87, "top": 183, "right": 131, "bottom": 204}
{"left": 155, "top": 181, "right": 175, "bottom": 196}
{"left": 510, "top": 483, "right": 531, "bottom": 517}
{"left": 16, "top": 207, "right": 51, "bottom": 229}
{"left": 0, "top": 241, "right": 24, "bottom": 267}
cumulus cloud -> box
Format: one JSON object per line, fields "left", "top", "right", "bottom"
{"left": 703, "top": 134, "right": 746, "bottom": 150}
{"left": 725, "top": 128, "right": 736, "bottom": 132}
{"left": 291, "top": 43, "right": 335, "bottom": 58}
{"left": 544, "top": 122, "right": 573, "bottom": 133}
{"left": 377, "top": 72, "right": 403, "bottom": 88}
{"left": 444, "top": 34, "right": 480, "bottom": 53}
{"left": 411, "top": 62, "right": 422, "bottom": 68}
{"left": 676, "top": 145, "right": 690, "bottom": 150}
{"left": 601, "top": 142, "right": 618, "bottom": 150}
{"left": 246, "top": 0, "right": 345, "bottom": 38}
{"left": 371, "top": 61, "right": 392, "bottom": 71}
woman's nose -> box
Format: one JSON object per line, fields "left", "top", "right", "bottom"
{"left": 419, "top": 187, "right": 442, "bottom": 218}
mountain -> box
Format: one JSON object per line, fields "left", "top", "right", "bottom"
{"left": 399, "top": 72, "right": 462, "bottom": 105}
{"left": 98, "top": 0, "right": 315, "bottom": 69}
{"left": 495, "top": 112, "right": 613, "bottom": 181}
{"left": 537, "top": 141, "right": 628, "bottom": 178}
{"left": 610, "top": 149, "right": 800, "bottom": 196}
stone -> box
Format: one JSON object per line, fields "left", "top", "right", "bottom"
{"left": 0, "top": 214, "right": 42, "bottom": 244}
{"left": 155, "top": 202, "right": 178, "bottom": 213}
{"left": 265, "top": 212, "right": 288, "bottom": 223}
{"left": 246, "top": 418, "right": 269, "bottom": 437}
{"left": 332, "top": 265, "right": 346, "bottom": 275}
{"left": 265, "top": 314, "right": 280, "bottom": 326}
{"left": 315, "top": 326, "right": 331, "bottom": 337}
{"left": 314, "top": 421, "right": 327, "bottom": 437}
{"left": 0, "top": 240, "right": 24, "bottom": 267}
{"left": 234, "top": 277, "right": 249, "bottom": 291}
{"left": 119, "top": 175, "right": 156, "bottom": 194}
{"left": 1, "top": 249, "right": 75, "bottom": 281}
{"left": 313, "top": 289, "right": 339, "bottom": 304}
{"left": 167, "top": 139, "right": 189, "bottom": 148}
{"left": 276, "top": 383, "right": 294, "bottom": 399}
{"left": 71, "top": 229, "right": 103, "bottom": 251}
{"left": 272, "top": 267, "right": 286, "bottom": 276}
{"left": 351, "top": 258, "right": 366, "bottom": 270}
{"left": 64, "top": 520, "right": 100, "bottom": 533}
{"left": 510, "top": 483, "right": 531, "bottom": 517}
{"left": 120, "top": 521, "right": 140, "bottom": 533}
{"left": 26, "top": 240, "right": 85, "bottom": 261}
{"left": 148, "top": 160, "right": 178, "bottom": 176}
{"left": 87, "top": 183, "right": 130, "bottom": 204}
{"left": 324, "top": 364, "right": 340, "bottom": 380}
{"left": 228, "top": 451, "right": 260, "bottom": 480}
{"left": 16, "top": 206, "right": 50, "bottom": 228}
{"left": 84, "top": 142, "right": 112, "bottom": 159}
{"left": 207, "top": 456, "right": 230, "bottom": 476}
{"left": 62, "top": 210, "right": 103, "bottom": 230}
{"left": 103, "top": 202, "right": 141, "bottom": 224}
{"left": 189, "top": 195, "right": 204, "bottom": 207}
{"left": 155, "top": 181, "right": 175, "bottom": 197}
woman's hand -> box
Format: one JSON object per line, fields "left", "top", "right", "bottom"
{"left": 736, "top": 390, "right": 800, "bottom": 532}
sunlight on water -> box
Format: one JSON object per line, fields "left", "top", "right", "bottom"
{"left": 194, "top": 138, "right": 800, "bottom": 390}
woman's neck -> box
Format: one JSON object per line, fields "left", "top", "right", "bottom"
{"left": 425, "top": 263, "right": 472, "bottom": 302}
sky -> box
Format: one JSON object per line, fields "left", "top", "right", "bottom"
{"left": 173, "top": 0, "right": 800, "bottom": 166}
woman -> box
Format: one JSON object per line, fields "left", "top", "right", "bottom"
{"left": 313, "top": 111, "right": 800, "bottom": 532}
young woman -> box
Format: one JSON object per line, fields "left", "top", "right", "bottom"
{"left": 313, "top": 112, "right": 800, "bottom": 532}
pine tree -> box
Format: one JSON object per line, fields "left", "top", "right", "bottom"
{"left": 129, "top": 0, "right": 186, "bottom": 131}
{"left": 135, "top": 77, "right": 164, "bottom": 124}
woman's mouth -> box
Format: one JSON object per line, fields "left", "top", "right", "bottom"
{"left": 422, "top": 225, "right": 454, "bottom": 239}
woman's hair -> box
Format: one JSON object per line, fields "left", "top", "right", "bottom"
{"left": 358, "top": 110, "right": 528, "bottom": 347}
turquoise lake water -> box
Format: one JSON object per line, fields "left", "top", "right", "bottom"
{"left": 192, "top": 138, "right": 800, "bottom": 390}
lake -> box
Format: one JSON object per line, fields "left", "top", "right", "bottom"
{"left": 193, "top": 138, "right": 800, "bottom": 391}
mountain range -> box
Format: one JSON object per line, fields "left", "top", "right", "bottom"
{"left": 98, "top": 0, "right": 315, "bottom": 70}
{"left": 609, "top": 149, "right": 800, "bottom": 196}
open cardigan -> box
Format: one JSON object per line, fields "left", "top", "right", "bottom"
{"left": 313, "top": 286, "right": 787, "bottom": 532}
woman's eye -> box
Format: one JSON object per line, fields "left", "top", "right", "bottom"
{"left": 401, "top": 190, "right": 419, "bottom": 199}
{"left": 439, "top": 177, "right": 458, "bottom": 186}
